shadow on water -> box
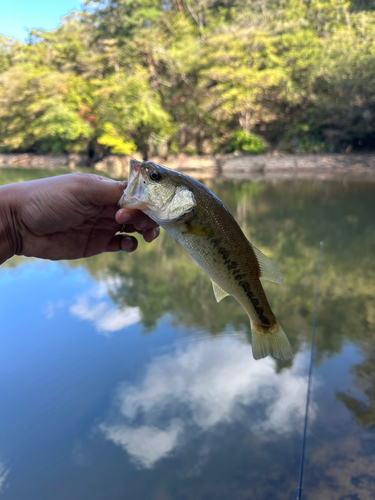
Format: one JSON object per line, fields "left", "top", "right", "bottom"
{"left": 1, "top": 168, "right": 375, "bottom": 499}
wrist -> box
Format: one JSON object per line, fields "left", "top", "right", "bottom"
{"left": 0, "top": 184, "right": 21, "bottom": 264}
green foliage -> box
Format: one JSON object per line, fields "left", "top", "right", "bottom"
{"left": 228, "top": 130, "right": 266, "bottom": 154}
{"left": 0, "top": 0, "right": 375, "bottom": 156}
{"left": 0, "top": 66, "right": 92, "bottom": 153}
{"left": 0, "top": 36, "right": 19, "bottom": 74}
{"left": 97, "top": 123, "right": 137, "bottom": 154}
{"left": 93, "top": 68, "right": 172, "bottom": 158}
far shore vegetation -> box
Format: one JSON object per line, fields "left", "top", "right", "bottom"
{"left": 0, "top": 0, "right": 374, "bottom": 162}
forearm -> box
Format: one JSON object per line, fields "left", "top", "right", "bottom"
{"left": 0, "top": 184, "right": 19, "bottom": 264}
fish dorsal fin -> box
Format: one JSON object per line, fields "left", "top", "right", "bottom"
{"left": 176, "top": 241, "right": 198, "bottom": 265}
{"left": 251, "top": 243, "right": 283, "bottom": 284}
{"left": 211, "top": 280, "right": 230, "bottom": 302}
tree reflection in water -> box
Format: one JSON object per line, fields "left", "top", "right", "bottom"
{"left": 2, "top": 169, "right": 375, "bottom": 498}
{"left": 67, "top": 178, "right": 375, "bottom": 364}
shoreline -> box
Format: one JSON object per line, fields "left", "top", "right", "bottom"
{"left": 1, "top": 152, "right": 375, "bottom": 181}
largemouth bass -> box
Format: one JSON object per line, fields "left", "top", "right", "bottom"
{"left": 119, "top": 159, "right": 292, "bottom": 361}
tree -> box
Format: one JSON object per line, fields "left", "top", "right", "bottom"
{"left": 0, "top": 35, "right": 19, "bottom": 74}
{"left": 93, "top": 68, "right": 172, "bottom": 159}
{"left": 0, "top": 0, "right": 375, "bottom": 156}
{"left": 0, "top": 65, "right": 92, "bottom": 153}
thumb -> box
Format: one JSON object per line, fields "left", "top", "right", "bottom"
{"left": 86, "top": 175, "right": 127, "bottom": 206}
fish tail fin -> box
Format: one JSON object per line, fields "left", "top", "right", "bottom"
{"left": 250, "top": 319, "right": 292, "bottom": 361}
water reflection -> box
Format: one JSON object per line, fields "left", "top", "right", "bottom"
{"left": 69, "top": 277, "right": 140, "bottom": 335}
{"left": 302, "top": 343, "right": 375, "bottom": 499}
{"left": 62, "top": 178, "right": 375, "bottom": 367}
{"left": 337, "top": 344, "right": 375, "bottom": 430}
{"left": 305, "top": 434, "right": 375, "bottom": 498}
{"left": 99, "top": 337, "right": 312, "bottom": 469}
{"left": 1, "top": 169, "right": 375, "bottom": 499}
{"left": 0, "top": 462, "right": 9, "bottom": 495}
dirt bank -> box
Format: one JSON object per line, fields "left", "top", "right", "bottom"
{"left": 1, "top": 152, "right": 375, "bottom": 180}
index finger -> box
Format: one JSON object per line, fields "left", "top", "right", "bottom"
{"left": 115, "top": 208, "right": 159, "bottom": 230}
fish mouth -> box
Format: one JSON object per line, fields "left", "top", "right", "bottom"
{"left": 118, "top": 159, "right": 147, "bottom": 209}
{"left": 129, "top": 158, "right": 141, "bottom": 176}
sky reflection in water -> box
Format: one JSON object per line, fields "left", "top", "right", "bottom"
{"left": 99, "top": 338, "right": 311, "bottom": 469}
{"left": 69, "top": 276, "right": 141, "bottom": 335}
{"left": 0, "top": 172, "right": 375, "bottom": 499}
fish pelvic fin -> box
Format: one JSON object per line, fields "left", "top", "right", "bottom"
{"left": 251, "top": 319, "right": 292, "bottom": 361}
{"left": 211, "top": 280, "right": 230, "bottom": 302}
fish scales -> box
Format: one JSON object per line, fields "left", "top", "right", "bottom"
{"left": 166, "top": 188, "right": 275, "bottom": 330}
{"left": 119, "top": 160, "right": 292, "bottom": 361}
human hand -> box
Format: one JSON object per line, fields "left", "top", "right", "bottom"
{"left": 0, "top": 173, "right": 159, "bottom": 262}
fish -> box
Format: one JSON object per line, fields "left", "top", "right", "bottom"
{"left": 118, "top": 159, "right": 292, "bottom": 361}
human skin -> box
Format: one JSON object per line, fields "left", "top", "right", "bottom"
{"left": 0, "top": 173, "right": 160, "bottom": 264}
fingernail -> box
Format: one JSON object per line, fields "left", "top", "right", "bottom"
{"left": 121, "top": 237, "right": 137, "bottom": 252}
{"left": 118, "top": 211, "right": 132, "bottom": 224}
{"left": 137, "top": 219, "right": 148, "bottom": 230}
{"left": 152, "top": 227, "right": 160, "bottom": 239}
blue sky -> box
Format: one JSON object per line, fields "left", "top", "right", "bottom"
{"left": 0, "top": 0, "right": 84, "bottom": 42}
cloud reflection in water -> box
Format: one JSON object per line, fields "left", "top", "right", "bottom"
{"left": 100, "top": 336, "right": 314, "bottom": 469}
{"left": 0, "top": 462, "right": 9, "bottom": 495}
{"left": 69, "top": 277, "right": 140, "bottom": 335}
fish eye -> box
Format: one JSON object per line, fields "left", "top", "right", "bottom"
{"left": 149, "top": 171, "right": 161, "bottom": 182}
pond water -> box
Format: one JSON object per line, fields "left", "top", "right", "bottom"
{"left": 1, "top": 168, "right": 375, "bottom": 499}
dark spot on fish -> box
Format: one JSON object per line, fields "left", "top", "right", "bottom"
{"left": 226, "top": 261, "right": 238, "bottom": 271}
{"left": 210, "top": 238, "right": 243, "bottom": 278}
{"left": 207, "top": 234, "right": 271, "bottom": 328}
{"left": 238, "top": 279, "right": 271, "bottom": 327}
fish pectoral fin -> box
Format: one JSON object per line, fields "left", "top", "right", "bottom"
{"left": 175, "top": 241, "right": 198, "bottom": 266}
{"left": 211, "top": 280, "right": 230, "bottom": 303}
{"left": 250, "top": 243, "right": 283, "bottom": 284}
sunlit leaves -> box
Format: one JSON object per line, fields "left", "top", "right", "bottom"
{"left": 0, "top": 66, "right": 92, "bottom": 153}
{"left": 0, "top": 0, "right": 374, "bottom": 155}
{"left": 0, "top": 36, "right": 19, "bottom": 75}
{"left": 93, "top": 68, "right": 172, "bottom": 156}
{"left": 97, "top": 123, "right": 137, "bottom": 154}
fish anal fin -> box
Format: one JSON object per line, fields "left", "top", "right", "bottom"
{"left": 211, "top": 280, "right": 230, "bottom": 303}
{"left": 176, "top": 241, "right": 198, "bottom": 266}
{"left": 251, "top": 243, "right": 283, "bottom": 284}
{"left": 251, "top": 319, "right": 292, "bottom": 360}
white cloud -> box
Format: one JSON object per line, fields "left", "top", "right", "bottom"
{"left": 42, "top": 299, "right": 66, "bottom": 319}
{"left": 91, "top": 275, "right": 124, "bottom": 299}
{"left": 100, "top": 421, "right": 183, "bottom": 469}
{"left": 70, "top": 295, "right": 140, "bottom": 335}
{"left": 99, "top": 336, "right": 315, "bottom": 469}
{"left": 0, "top": 462, "right": 9, "bottom": 495}
{"left": 68, "top": 277, "right": 140, "bottom": 335}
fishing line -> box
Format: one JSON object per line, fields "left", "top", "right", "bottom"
{"left": 296, "top": 241, "right": 324, "bottom": 500}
